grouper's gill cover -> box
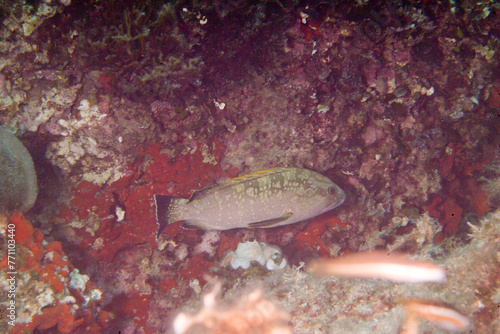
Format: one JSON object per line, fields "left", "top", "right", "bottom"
{"left": 154, "top": 167, "right": 345, "bottom": 237}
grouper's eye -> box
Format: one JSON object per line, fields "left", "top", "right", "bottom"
{"left": 328, "top": 186, "right": 338, "bottom": 196}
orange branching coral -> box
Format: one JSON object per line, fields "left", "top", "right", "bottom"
{"left": 173, "top": 283, "right": 292, "bottom": 334}
{"left": 402, "top": 300, "right": 469, "bottom": 333}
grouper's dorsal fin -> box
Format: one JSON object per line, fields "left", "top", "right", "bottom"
{"left": 224, "top": 167, "right": 285, "bottom": 184}
{"left": 248, "top": 212, "right": 293, "bottom": 228}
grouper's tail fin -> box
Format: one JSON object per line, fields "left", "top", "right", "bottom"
{"left": 154, "top": 195, "right": 181, "bottom": 239}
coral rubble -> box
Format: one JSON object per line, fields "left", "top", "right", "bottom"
{"left": 180, "top": 211, "right": 499, "bottom": 333}
{"left": 0, "top": 214, "right": 103, "bottom": 333}
{"left": 173, "top": 282, "right": 291, "bottom": 334}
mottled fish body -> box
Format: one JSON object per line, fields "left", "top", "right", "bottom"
{"left": 155, "top": 167, "right": 345, "bottom": 237}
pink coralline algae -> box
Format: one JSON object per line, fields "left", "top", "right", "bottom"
{"left": 361, "top": 124, "right": 386, "bottom": 146}
{"left": 383, "top": 39, "right": 412, "bottom": 67}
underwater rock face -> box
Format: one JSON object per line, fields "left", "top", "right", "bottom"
{"left": 0, "top": 126, "right": 38, "bottom": 213}
{"left": 0, "top": 0, "right": 498, "bottom": 332}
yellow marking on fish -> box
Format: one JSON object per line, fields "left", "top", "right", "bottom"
{"left": 223, "top": 168, "right": 280, "bottom": 183}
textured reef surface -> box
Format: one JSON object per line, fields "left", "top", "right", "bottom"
{"left": 0, "top": 0, "right": 499, "bottom": 333}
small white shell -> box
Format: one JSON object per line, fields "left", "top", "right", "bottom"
{"left": 229, "top": 241, "right": 286, "bottom": 270}
{"left": 230, "top": 240, "right": 266, "bottom": 269}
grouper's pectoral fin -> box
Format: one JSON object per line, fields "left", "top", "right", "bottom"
{"left": 248, "top": 212, "right": 293, "bottom": 228}
{"left": 181, "top": 220, "right": 208, "bottom": 230}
